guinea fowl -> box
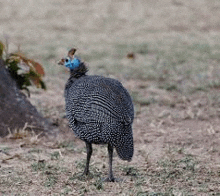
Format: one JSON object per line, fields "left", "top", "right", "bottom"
{"left": 59, "top": 48, "right": 134, "bottom": 182}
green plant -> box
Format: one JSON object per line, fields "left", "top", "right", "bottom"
{"left": 0, "top": 40, "right": 46, "bottom": 96}
{"left": 0, "top": 41, "right": 4, "bottom": 58}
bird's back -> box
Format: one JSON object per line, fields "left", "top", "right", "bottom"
{"left": 65, "top": 75, "right": 134, "bottom": 125}
{"left": 65, "top": 75, "right": 134, "bottom": 161}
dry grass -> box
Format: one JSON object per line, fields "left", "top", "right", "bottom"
{"left": 1, "top": 0, "right": 220, "bottom": 195}
{"left": 1, "top": 128, "right": 220, "bottom": 195}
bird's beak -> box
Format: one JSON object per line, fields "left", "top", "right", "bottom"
{"left": 58, "top": 58, "right": 65, "bottom": 65}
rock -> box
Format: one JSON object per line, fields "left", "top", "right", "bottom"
{"left": 0, "top": 60, "right": 53, "bottom": 137}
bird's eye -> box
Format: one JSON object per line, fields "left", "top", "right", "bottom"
{"left": 65, "top": 59, "right": 69, "bottom": 63}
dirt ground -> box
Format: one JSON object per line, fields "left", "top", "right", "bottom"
{"left": 1, "top": 0, "right": 220, "bottom": 195}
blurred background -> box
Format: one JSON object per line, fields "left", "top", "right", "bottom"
{"left": 1, "top": 0, "right": 220, "bottom": 109}
{"left": 1, "top": 0, "right": 220, "bottom": 120}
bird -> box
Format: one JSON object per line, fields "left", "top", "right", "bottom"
{"left": 59, "top": 48, "right": 134, "bottom": 182}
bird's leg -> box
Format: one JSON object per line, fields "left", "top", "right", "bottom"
{"left": 104, "top": 144, "right": 115, "bottom": 182}
{"left": 83, "top": 142, "right": 92, "bottom": 176}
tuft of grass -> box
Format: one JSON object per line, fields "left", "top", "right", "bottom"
{"left": 93, "top": 178, "right": 104, "bottom": 190}
{"left": 131, "top": 91, "right": 156, "bottom": 106}
{"left": 31, "top": 160, "right": 47, "bottom": 172}
{"left": 50, "top": 151, "right": 60, "bottom": 160}
{"left": 60, "top": 187, "right": 72, "bottom": 195}
{"left": 28, "top": 148, "right": 42, "bottom": 153}
{"left": 208, "top": 80, "right": 220, "bottom": 89}
{"left": 121, "top": 165, "right": 138, "bottom": 177}
{"left": 190, "top": 86, "right": 208, "bottom": 93}
{"left": 44, "top": 175, "right": 57, "bottom": 187}
{"left": 158, "top": 83, "right": 178, "bottom": 91}
{"left": 57, "top": 141, "right": 75, "bottom": 151}
{"left": 0, "top": 147, "right": 11, "bottom": 155}
{"left": 75, "top": 159, "right": 86, "bottom": 171}
{"left": 157, "top": 153, "right": 198, "bottom": 184}
{"left": 137, "top": 191, "right": 176, "bottom": 196}
{"left": 79, "top": 185, "right": 89, "bottom": 195}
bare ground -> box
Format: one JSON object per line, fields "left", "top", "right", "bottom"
{"left": 1, "top": 83, "right": 220, "bottom": 195}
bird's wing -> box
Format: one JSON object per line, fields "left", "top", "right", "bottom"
{"left": 67, "top": 76, "right": 134, "bottom": 124}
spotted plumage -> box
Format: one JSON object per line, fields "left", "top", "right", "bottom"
{"left": 60, "top": 48, "right": 134, "bottom": 181}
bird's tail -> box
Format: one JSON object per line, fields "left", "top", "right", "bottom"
{"left": 114, "top": 124, "right": 134, "bottom": 161}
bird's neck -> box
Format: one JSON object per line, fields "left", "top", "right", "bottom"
{"left": 69, "top": 62, "right": 88, "bottom": 79}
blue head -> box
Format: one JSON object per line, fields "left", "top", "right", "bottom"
{"left": 58, "top": 48, "right": 82, "bottom": 70}
{"left": 64, "top": 56, "right": 81, "bottom": 70}
{"left": 58, "top": 48, "right": 88, "bottom": 77}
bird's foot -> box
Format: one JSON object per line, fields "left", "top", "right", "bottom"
{"left": 82, "top": 166, "right": 91, "bottom": 176}
{"left": 82, "top": 171, "right": 89, "bottom": 176}
{"left": 102, "top": 176, "right": 122, "bottom": 182}
{"left": 82, "top": 171, "right": 93, "bottom": 177}
{"left": 102, "top": 177, "right": 115, "bottom": 182}
{"left": 77, "top": 170, "right": 93, "bottom": 180}
{"left": 77, "top": 172, "right": 93, "bottom": 181}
